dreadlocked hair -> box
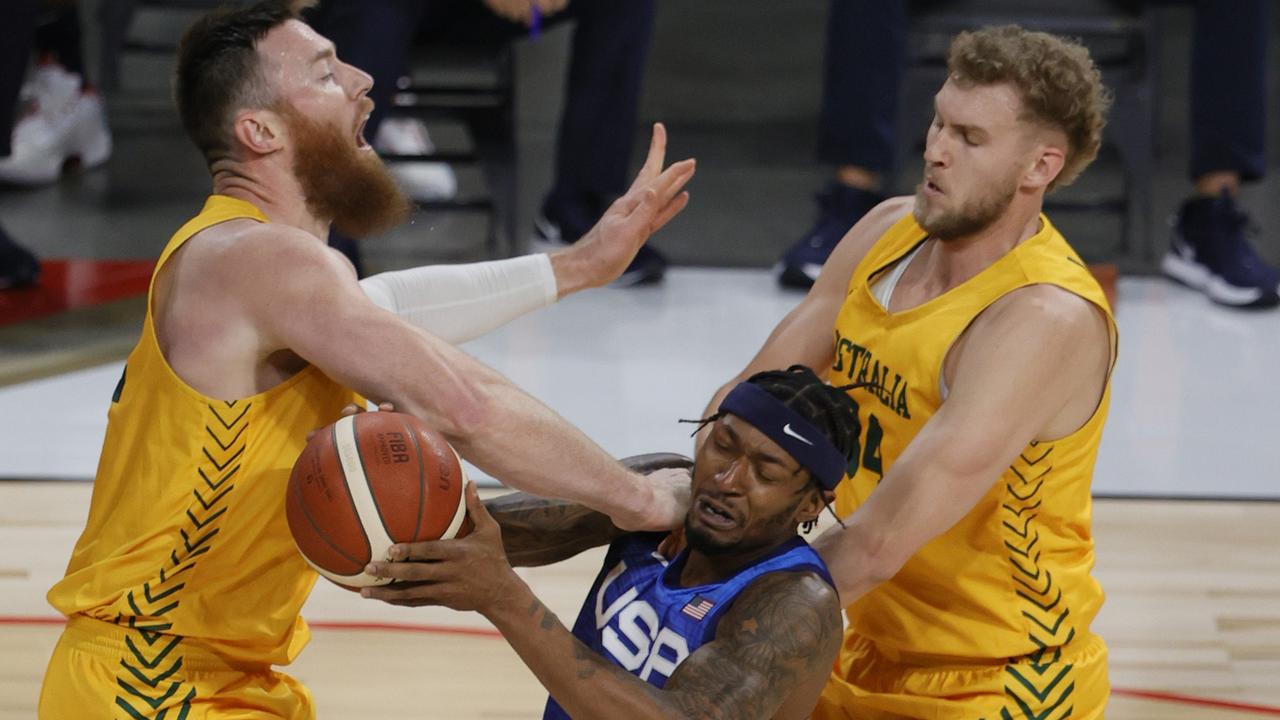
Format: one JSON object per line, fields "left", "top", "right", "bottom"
{"left": 683, "top": 365, "right": 866, "bottom": 533}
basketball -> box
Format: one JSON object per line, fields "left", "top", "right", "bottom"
{"left": 286, "top": 411, "right": 471, "bottom": 588}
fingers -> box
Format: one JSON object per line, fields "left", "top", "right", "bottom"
{"left": 648, "top": 191, "right": 690, "bottom": 234}
{"left": 464, "top": 482, "right": 498, "bottom": 532}
{"left": 616, "top": 157, "right": 696, "bottom": 218}
{"left": 625, "top": 159, "right": 696, "bottom": 222}
{"left": 386, "top": 539, "right": 458, "bottom": 563}
{"left": 644, "top": 159, "right": 697, "bottom": 211}
{"left": 633, "top": 122, "right": 668, "bottom": 188}
{"left": 360, "top": 581, "right": 440, "bottom": 605}
{"left": 365, "top": 559, "right": 448, "bottom": 584}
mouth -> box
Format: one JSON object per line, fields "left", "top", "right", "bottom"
{"left": 355, "top": 115, "right": 371, "bottom": 150}
{"left": 694, "top": 495, "right": 740, "bottom": 531}
{"left": 922, "top": 178, "right": 944, "bottom": 197}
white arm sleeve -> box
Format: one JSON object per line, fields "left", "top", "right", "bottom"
{"left": 359, "top": 254, "right": 558, "bottom": 344}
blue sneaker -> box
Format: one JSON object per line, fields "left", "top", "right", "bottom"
{"left": 530, "top": 213, "right": 667, "bottom": 287}
{"left": 777, "top": 183, "right": 883, "bottom": 289}
{"left": 0, "top": 225, "right": 40, "bottom": 290}
{"left": 1161, "top": 191, "right": 1278, "bottom": 309}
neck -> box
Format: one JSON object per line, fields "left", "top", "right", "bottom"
{"left": 210, "top": 157, "right": 330, "bottom": 239}
{"left": 677, "top": 540, "right": 792, "bottom": 588}
{"left": 924, "top": 196, "right": 1043, "bottom": 289}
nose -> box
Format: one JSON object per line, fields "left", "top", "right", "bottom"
{"left": 922, "top": 123, "right": 948, "bottom": 168}
{"left": 342, "top": 60, "right": 373, "bottom": 100}
{"left": 713, "top": 458, "right": 746, "bottom": 492}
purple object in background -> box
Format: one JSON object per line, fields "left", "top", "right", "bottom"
{"left": 529, "top": 4, "right": 541, "bottom": 39}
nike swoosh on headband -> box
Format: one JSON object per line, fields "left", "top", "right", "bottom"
{"left": 782, "top": 423, "right": 814, "bottom": 446}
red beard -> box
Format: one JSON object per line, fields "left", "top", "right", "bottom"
{"left": 282, "top": 107, "right": 411, "bottom": 239}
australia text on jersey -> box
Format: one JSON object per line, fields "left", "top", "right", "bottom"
{"left": 832, "top": 330, "right": 911, "bottom": 419}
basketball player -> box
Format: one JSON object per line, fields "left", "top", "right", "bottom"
{"left": 365, "top": 367, "right": 860, "bottom": 719}
{"left": 38, "top": 2, "right": 694, "bottom": 718}
{"left": 703, "top": 26, "right": 1116, "bottom": 719}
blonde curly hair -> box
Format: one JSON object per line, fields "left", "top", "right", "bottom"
{"left": 947, "top": 25, "right": 1112, "bottom": 191}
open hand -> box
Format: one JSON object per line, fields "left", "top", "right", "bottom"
{"left": 361, "top": 483, "right": 518, "bottom": 613}
{"left": 552, "top": 123, "right": 695, "bottom": 295}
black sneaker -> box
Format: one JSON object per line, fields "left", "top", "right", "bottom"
{"left": 777, "top": 182, "right": 884, "bottom": 289}
{"left": 1161, "top": 191, "right": 1278, "bottom": 309}
{"left": 0, "top": 224, "right": 40, "bottom": 290}
{"left": 530, "top": 214, "right": 667, "bottom": 287}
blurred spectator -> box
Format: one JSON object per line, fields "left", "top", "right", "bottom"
{"left": 779, "top": 0, "right": 1275, "bottom": 310}
{"left": 776, "top": 0, "right": 908, "bottom": 289}
{"left": 0, "top": 1, "right": 112, "bottom": 187}
{"left": 1158, "top": 0, "right": 1274, "bottom": 308}
{"left": 313, "top": 0, "right": 665, "bottom": 286}
{"left": 0, "top": 0, "right": 43, "bottom": 289}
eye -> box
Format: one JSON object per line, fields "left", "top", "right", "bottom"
{"left": 322, "top": 72, "right": 337, "bottom": 83}
{"left": 962, "top": 132, "right": 979, "bottom": 146}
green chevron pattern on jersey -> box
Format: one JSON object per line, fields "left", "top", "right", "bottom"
{"left": 111, "top": 401, "right": 250, "bottom": 719}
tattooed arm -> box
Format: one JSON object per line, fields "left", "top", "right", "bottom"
{"left": 489, "top": 569, "right": 842, "bottom": 720}
{"left": 365, "top": 484, "right": 842, "bottom": 719}
{"left": 660, "top": 571, "right": 843, "bottom": 719}
{"left": 488, "top": 452, "right": 693, "bottom": 567}
{"left": 485, "top": 492, "right": 622, "bottom": 567}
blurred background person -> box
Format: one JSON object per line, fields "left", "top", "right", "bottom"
{"left": 312, "top": 0, "right": 665, "bottom": 286}
{"left": 0, "top": 0, "right": 45, "bottom": 290}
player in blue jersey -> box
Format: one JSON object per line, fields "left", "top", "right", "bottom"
{"left": 363, "top": 366, "right": 862, "bottom": 719}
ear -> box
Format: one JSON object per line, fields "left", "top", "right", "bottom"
{"left": 796, "top": 485, "right": 830, "bottom": 527}
{"left": 1022, "top": 141, "right": 1066, "bottom": 192}
{"left": 231, "top": 108, "right": 286, "bottom": 158}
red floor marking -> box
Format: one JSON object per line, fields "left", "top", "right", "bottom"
{"left": 1111, "top": 688, "right": 1280, "bottom": 717}
{"left": 0, "top": 258, "right": 154, "bottom": 326}
{"left": 3, "top": 615, "right": 1278, "bottom": 715}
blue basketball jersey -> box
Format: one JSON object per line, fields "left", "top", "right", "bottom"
{"left": 542, "top": 532, "right": 834, "bottom": 719}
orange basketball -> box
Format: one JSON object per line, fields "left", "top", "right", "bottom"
{"left": 286, "top": 411, "right": 470, "bottom": 589}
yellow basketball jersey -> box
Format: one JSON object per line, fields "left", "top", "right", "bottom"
{"left": 828, "top": 211, "right": 1115, "bottom": 663}
{"left": 47, "top": 195, "right": 360, "bottom": 666}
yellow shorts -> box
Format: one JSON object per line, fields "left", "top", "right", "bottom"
{"left": 812, "top": 631, "right": 1108, "bottom": 720}
{"left": 39, "top": 615, "right": 313, "bottom": 720}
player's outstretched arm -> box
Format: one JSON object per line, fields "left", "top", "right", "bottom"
{"left": 358, "top": 124, "right": 694, "bottom": 346}
{"left": 365, "top": 486, "right": 841, "bottom": 720}
{"left": 488, "top": 453, "right": 693, "bottom": 567}
{"left": 234, "top": 227, "right": 687, "bottom": 532}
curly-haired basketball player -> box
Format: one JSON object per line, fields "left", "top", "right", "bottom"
{"left": 38, "top": 1, "right": 693, "bottom": 717}
{"left": 366, "top": 366, "right": 862, "bottom": 720}
{"left": 705, "top": 25, "right": 1117, "bottom": 719}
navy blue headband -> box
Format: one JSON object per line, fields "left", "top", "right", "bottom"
{"left": 717, "top": 382, "right": 848, "bottom": 491}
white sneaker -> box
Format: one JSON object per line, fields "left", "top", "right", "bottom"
{"left": 373, "top": 117, "right": 457, "bottom": 201}
{"left": 0, "top": 64, "right": 112, "bottom": 186}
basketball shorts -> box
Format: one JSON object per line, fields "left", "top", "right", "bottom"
{"left": 38, "top": 615, "right": 313, "bottom": 720}
{"left": 812, "top": 630, "right": 1108, "bottom": 720}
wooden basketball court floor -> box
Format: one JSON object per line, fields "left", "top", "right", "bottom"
{"left": 3, "top": 270, "right": 1279, "bottom": 718}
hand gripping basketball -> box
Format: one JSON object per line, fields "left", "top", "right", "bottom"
{"left": 361, "top": 483, "right": 518, "bottom": 613}
{"left": 287, "top": 409, "right": 471, "bottom": 589}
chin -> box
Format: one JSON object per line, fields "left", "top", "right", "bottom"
{"left": 684, "top": 519, "right": 738, "bottom": 557}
